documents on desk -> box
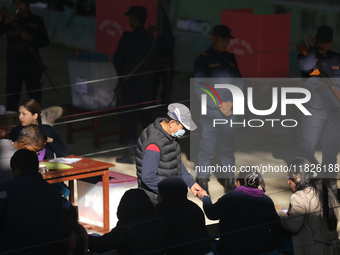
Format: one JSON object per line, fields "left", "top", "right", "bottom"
{"left": 49, "top": 158, "right": 82, "bottom": 164}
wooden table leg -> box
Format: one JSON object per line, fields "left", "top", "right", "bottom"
{"left": 69, "top": 180, "right": 74, "bottom": 203}
{"left": 102, "top": 170, "right": 110, "bottom": 233}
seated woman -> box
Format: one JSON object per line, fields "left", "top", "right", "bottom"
{"left": 156, "top": 176, "right": 213, "bottom": 255}
{"left": 198, "top": 168, "right": 280, "bottom": 255}
{"left": 88, "top": 189, "right": 168, "bottom": 255}
{"left": 9, "top": 99, "right": 67, "bottom": 159}
{"left": 276, "top": 157, "right": 339, "bottom": 255}
{"left": 9, "top": 99, "right": 69, "bottom": 197}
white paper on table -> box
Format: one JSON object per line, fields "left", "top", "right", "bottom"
{"left": 49, "top": 158, "right": 82, "bottom": 164}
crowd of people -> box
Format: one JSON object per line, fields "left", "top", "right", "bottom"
{"left": 1, "top": 1, "right": 340, "bottom": 255}
{"left": 0, "top": 97, "right": 338, "bottom": 255}
{"left": 1, "top": 144, "right": 339, "bottom": 254}
{"left": 0, "top": 102, "right": 339, "bottom": 255}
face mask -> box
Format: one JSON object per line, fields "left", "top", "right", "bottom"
{"left": 171, "top": 123, "right": 185, "bottom": 138}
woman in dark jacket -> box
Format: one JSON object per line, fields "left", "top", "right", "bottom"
{"left": 199, "top": 168, "right": 281, "bottom": 255}
{"left": 88, "top": 189, "right": 168, "bottom": 255}
{"left": 9, "top": 99, "right": 66, "bottom": 159}
{"left": 156, "top": 176, "right": 213, "bottom": 255}
{"left": 9, "top": 99, "right": 68, "bottom": 197}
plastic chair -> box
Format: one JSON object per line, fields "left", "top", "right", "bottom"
{"left": 41, "top": 106, "right": 63, "bottom": 126}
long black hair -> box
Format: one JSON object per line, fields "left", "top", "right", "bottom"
{"left": 288, "top": 157, "right": 338, "bottom": 231}
{"left": 237, "top": 167, "right": 266, "bottom": 192}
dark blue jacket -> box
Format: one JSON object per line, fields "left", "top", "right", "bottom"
{"left": 297, "top": 47, "right": 340, "bottom": 77}
{"left": 194, "top": 46, "right": 243, "bottom": 119}
{"left": 297, "top": 47, "right": 340, "bottom": 119}
{"left": 136, "top": 118, "right": 195, "bottom": 204}
{"left": 9, "top": 123, "right": 67, "bottom": 159}
{"left": 195, "top": 46, "right": 242, "bottom": 79}
{"left": 203, "top": 190, "right": 281, "bottom": 255}
{"left": 0, "top": 12, "right": 49, "bottom": 65}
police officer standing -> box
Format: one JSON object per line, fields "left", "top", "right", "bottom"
{"left": 297, "top": 25, "right": 340, "bottom": 196}
{"left": 0, "top": 0, "right": 49, "bottom": 111}
{"left": 194, "top": 25, "right": 243, "bottom": 195}
{"left": 114, "top": 6, "right": 157, "bottom": 164}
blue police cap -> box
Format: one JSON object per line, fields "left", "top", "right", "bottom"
{"left": 212, "top": 25, "right": 234, "bottom": 39}
{"left": 124, "top": 6, "right": 147, "bottom": 18}
{"left": 316, "top": 25, "right": 333, "bottom": 42}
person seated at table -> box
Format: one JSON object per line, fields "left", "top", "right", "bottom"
{"left": 8, "top": 99, "right": 69, "bottom": 197}
{"left": 88, "top": 189, "right": 168, "bottom": 255}
{"left": 276, "top": 157, "right": 339, "bottom": 255}
{"left": 198, "top": 168, "right": 281, "bottom": 255}
{"left": 8, "top": 99, "right": 67, "bottom": 159}
{"left": 57, "top": 199, "right": 88, "bottom": 255}
{"left": 156, "top": 176, "right": 213, "bottom": 255}
{"left": 0, "top": 124, "right": 46, "bottom": 184}
{"left": 0, "top": 149, "right": 64, "bottom": 255}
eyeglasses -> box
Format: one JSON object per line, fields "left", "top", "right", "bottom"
{"left": 25, "top": 140, "right": 43, "bottom": 155}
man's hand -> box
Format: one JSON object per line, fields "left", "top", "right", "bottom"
{"left": 46, "top": 137, "right": 53, "bottom": 143}
{"left": 219, "top": 101, "right": 233, "bottom": 117}
{"left": 21, "top": 31, "right": 33, "bottom": 42}
{"left": 190, "top": 182, "right": 203, "bottom": 197}
{"left": 275, "top": 205, "right": 281, "bottom": 210}
{"left": 147, "top": 23, "right": 157, "bottom": 34}
{"left": 307, "top": 33, "right": 315, "bottom": 48}
{"left": 198, "top": 190, "right": 208, "bottom": 199}
{"left": 5, "top": 13, "right": 18, "bottom": 24}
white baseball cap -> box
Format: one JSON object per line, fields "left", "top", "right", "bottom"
{"left": 167, "top": 103, "right": 197, "bottom": 131}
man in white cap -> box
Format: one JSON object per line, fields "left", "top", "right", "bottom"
{"left": 135, "top": 103, "right": 204, "bottom": 205}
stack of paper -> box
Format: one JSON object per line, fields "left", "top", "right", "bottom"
{"left": 49, "top": 158, "right": 82, "bottom": 164}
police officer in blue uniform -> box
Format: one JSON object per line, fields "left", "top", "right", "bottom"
{"left": 114, "top": 6, "right": 157, "bottom": 164}
{"left": 0, "top": 0, "right": 49, "bottom": 111}
{"left": 297, "top": 25, "right": 340, "bottom": 196}
{"left": 194, "top": 25, "right": 243, "bottom": 195}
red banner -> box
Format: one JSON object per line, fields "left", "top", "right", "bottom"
{"left": 222, "top": 8, "right": 291, "bottom": 78}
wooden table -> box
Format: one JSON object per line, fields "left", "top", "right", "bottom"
{"left": 42, "top": 155, "right": 115, "bottom": 233}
